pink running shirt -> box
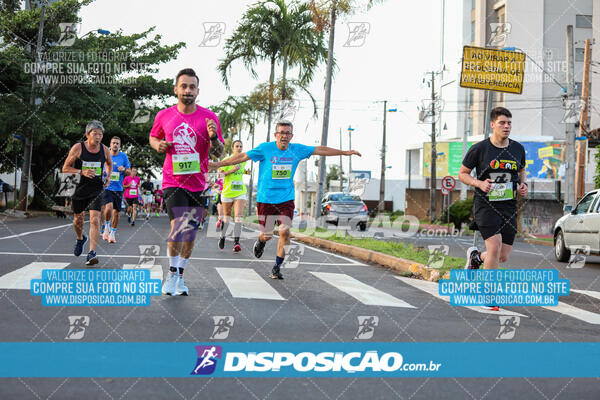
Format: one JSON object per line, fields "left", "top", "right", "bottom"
{"left": 150, "top": 105, "right": 224, "bottom": 192}
{"left": 123, "top": 176, "right": 141, "bottom": 198}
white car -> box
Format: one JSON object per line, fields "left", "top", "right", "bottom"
{"left": 553, "top": 189, "right": 600, "bottom": 261}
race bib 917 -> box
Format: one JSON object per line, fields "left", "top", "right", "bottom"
{"left": 272, "top": 164, "right": 292, "bottom": 180}
{"left": 172, "top": 153, "right": 200, "bottom": 175}
{"left": 489, "top": 183, "right": 513, "bottom": 201}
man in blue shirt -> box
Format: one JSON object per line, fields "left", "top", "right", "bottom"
{"left": 101, "top": 136, "right": 131, "bottom": 243}
{"left": 211, "top": 119, "right": 361, "bottom": 279}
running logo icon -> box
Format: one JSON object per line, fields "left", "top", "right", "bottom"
{"left": 343, "top": 22, "right": 370, "bottom": 47}
{"left": 210, "top": 316, "right": 234, "bottom": 339}
{"left": 427, "top": 245, "right": 448, "bottom": 269}
{"left": 354, "top": 316, "right": 378, "bottom": 340}
{"left": 191, "top": 345, "right": 222, "bottom": 375}
{"left": 496, "top": 316, "right": 520, "bottom": 340}
{"left": 282, "top": 244, "right": 304, "bottom": 269}
{"left": 65, "top": 316, "right": 89, "bottom": 340}
{"left": 199, "top": 22, "right": 226, "bottom": 47}
{"left": 57, "top": 22, "right": 79, "bottom": 47}
{"left": 567, "top": 245, "right": 589, "bottom": 269}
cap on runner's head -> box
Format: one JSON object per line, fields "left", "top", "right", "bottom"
{"left": 86, "top": 120, "right": 104, "bottom": 134}
{"left": 275, "top": 119, "right": 293, "bottom": 133}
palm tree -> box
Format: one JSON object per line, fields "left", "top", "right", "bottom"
{"left": 218, "top": 0, "right": 328, "bottom": 142}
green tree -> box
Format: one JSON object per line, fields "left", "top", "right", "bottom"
{"left": 218, "top": 0, "right": 328, "bottom": 142}
{"left": 326, "top": 164, "right": 345, "bottom": 190}
{"left": 0, "top": 0, "right": 184, "bottom": 209}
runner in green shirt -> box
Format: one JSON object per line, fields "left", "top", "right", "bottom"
{"left": 218, "top": 140, "right": 248, "bottom": 252}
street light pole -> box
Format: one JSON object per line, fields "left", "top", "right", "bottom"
{"left": 378, "top": 100, "right": 387, "bottom": 214}
{"left": 315, "top": 0, "right": 338, "bottom": 217}
{"left": 18, "top": 0, "right": 47, "bottom": 211}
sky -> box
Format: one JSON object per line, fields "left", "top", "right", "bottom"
{"left": 78, "top": 0, "right": 464, "bottom": 181}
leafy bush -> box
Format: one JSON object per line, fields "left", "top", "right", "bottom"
{"left": 442, "top": 198, "right": 474, "bottom": 229}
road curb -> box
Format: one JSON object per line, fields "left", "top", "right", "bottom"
{"left": 247, "top": 222, "right": 447, "bottom": 281}
{"left": 524, "top": 238, "right": 554, "bottom": 247}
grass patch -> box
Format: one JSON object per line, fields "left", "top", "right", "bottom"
{"left": 296, "top": 232, "right": 465, "bottom": 272}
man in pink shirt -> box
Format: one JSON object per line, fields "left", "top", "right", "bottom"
{"left": 149, "top": 68, "right": 224, "bottom": 296}
{"left": 122, "top": 167, "right": 141, "bottom": 227}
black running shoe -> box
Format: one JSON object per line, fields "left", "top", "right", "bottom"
{"left": 464, "top": 246, "right": 483, "bottom": 270}
{"left": 253, "top": 240, "right": 266, "bottom": 258}
{"left": 131, "top": 221, "right": 135, "bottom": 227}
{"left": 127, "top": 215, "right": 131, "bottom": 224}
{"left": 219, "top": 236, "right": 225, "bottom": 250}
{"left": 85, "top": 250, "right": 98, "bottom": 266}
{"left": 74, "top": 235, "right": 87, "bottom": 257}
{"left": 270, "top": 265, "right": 283, "bottom": 280}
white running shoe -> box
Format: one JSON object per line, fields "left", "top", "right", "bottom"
{"left": 175, "top": 275, "right": 188, "bottom": 296}
{"left": 108, "top": 230, "right": 116, "bottom": 243}
{"left": 102, "top": 230, "right": 109, "bottom": 241}
{"left": 162, "top": 272, "right": 178, "bottom": 295}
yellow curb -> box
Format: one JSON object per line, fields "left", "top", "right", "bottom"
{"left": 524, "top": 238, "right": 553, "bottom": 247}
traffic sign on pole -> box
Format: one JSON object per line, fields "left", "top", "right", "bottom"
{"left": 441, "top": 175, "right": 456, "bottom": 191}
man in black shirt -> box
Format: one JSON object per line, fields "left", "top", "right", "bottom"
{"left": 458, "top": 107, "right": 529, "bottom": 308}
{"left": 141, "top": 177, "right": 154, "bottom": 220}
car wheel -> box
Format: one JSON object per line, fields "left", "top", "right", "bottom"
{"left": 359, "top": 222, "right": 367, "bottom": 231}
{"left": 554, "top": 230, "right": 570, "bottom": 262}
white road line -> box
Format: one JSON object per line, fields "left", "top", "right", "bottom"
{"left": 541, "top": 302, "right": 600, "bottom": 325}
{"left": 0, "top": 262, "right": 70, "bottom": 289}
{"left": 571, "top": 289, "right": 600, "bottom": 301}
{"left": 0, "top": 252, "right": 359, "bottom": 266}
{"left": 395, "top": 276, "right": 527, "bottom": 317}
{"left": 216, "top": 268, "right": 285, "bottom": 300}
{"left": 123, "top": 264, "right": 164, "bottom": 280}
{"left": 311, "top": 272, "right": 415, "bottom": 308}
{"left": 291, "top": 240, "right": 367, "bottom": 266}
{"left": 247, "top": 226, "right": 364, "bottom": 265}
{"left": 513, "top": 250, "right": 544, "bottom": 255}
{"left": 0, "top": 223, "right": 73, "bottom": 241}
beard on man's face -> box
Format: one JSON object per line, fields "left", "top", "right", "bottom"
{"left": 180, "top": 93, "right": 196, "bottom": 105}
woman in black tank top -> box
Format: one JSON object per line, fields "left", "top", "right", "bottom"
{"left": 73, "top": 141, "right": 106, "bottom": 200}
{"left": 62, "top": 120, "right": 112, "bottom": 266}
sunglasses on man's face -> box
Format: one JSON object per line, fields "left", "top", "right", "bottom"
{"left": 275, "top": 131, "right": 293, "bottom": 136}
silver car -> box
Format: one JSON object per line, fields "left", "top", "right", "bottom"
{"left": 321, "top": 192, "right": 368, "bottom": 231}
{"left": 554, "top": 189, "right": 600, "bottom": 261}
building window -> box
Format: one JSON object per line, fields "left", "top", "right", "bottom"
{"left": 472, "top": 0, "right": 476, "bottom": 10}
{"left": 575, "top": 48, "right": 585, "bottom": 62}
{"left": 576, "top": 15, "right": 593, "bottom": 28}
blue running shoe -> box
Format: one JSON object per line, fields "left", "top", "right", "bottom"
{"left": 74, "top": 235, "right": 87, "bottom": 257}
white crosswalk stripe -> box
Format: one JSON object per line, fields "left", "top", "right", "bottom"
{"left": 123, "top": 263, "right": 164, "bottom": 280}
{"left": 311, "top": 272, "right": 415, "bottom": 308}
{"left": 216, "top": 267, "right": 285, "bottom": 300}
{"left": 571, "top": 289, "right": 600, "bottom": 301}
{"left": 541, "top": 302, "right": 600, "bottom": 325}
{"left": 0, "top": 262, "right": 70, "bottom": 290}
{"left": 395, "top": 276, "right": 527, "bottom": 317}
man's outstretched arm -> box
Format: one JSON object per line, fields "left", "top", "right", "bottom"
{"left": 313, "top": 146, "right": 361, "bottom": 157}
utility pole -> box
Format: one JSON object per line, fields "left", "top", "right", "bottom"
{"left": 348, "top": 125, "right": 353, "bottom": 190}
{"left": 575, "top": 38, "right": 591, "bottom": 201}
{"left": 430, "top": 72, "right": 437, "bottom": 222}
{"left": 339, "top": 127, "right": 343, "bottom": 191}
{"left": 378, "top": 100, "right": 387, "bottom": 214}
{"left": 483, "top": 90, "right": 493, "bottom": 139}
{"left": 565, "top": 25, "right": 576, "bottom": 208}
{"left": 316, "top": 0, "right": 337, "bottom": 216}
{"left": 19, "top": 0, "right": 47, "bottom": 211}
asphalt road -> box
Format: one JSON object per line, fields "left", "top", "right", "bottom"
{"left": 0, "top": 215, "right": 599, "bottom": 399}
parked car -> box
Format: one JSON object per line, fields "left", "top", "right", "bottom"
{"left": 320, "top": 192, "right": 368, "bottom": 231}
{"left": 553, "top": 189, "right": 600, "bottom": 261}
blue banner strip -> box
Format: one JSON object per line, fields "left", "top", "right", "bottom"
{"left": 0, "top": 342, "right": 599, "bottom": 377}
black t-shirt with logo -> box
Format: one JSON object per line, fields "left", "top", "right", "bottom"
{"left": 462, "top": 138, "right": 526, "bottom": 210}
